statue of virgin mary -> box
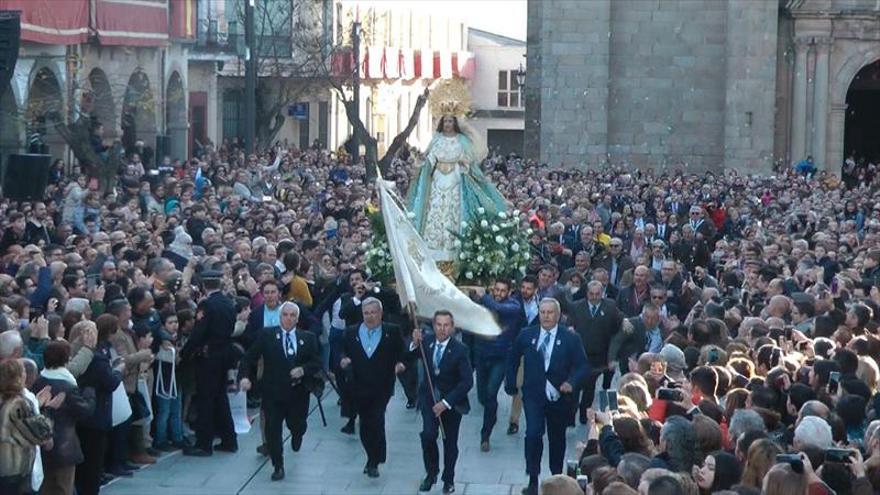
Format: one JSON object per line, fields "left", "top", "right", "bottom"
{"left": 407, "top": 80, "right": 508, "bottom": 263}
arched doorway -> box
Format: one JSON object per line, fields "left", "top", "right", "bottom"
{"left": 0, "top": 82, "right": 22, "bottom": 159}
{"left": 87, "top": 69, "right": 116, "bottom": 140}
{"left": 26, "top": 67, "right": 65, "bottom": 160}
{"left": 165, "top": 71, "right": 187, "bottom": 160}
{"left": 844, "top": 59, "right": 880, "bottom": 164}
{"left": 121, "top": 70, "right": 157, "bottom": 156}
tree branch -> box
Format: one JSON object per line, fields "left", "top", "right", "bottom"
{"left": 379, "top": 87, "right": 429, "bottom": 170}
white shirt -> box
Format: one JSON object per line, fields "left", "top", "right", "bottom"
{"left": 23, "top": 389, "right": 43, "bottom": 491}
{"left": 410, "top": 336, "right": 452, "bottom": 410}
{"left": 537, "top": 326, "right": 561, "bottom": 402}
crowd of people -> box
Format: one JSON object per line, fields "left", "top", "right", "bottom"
{"left": 1, "top": 134, "right": 880, "bottom": 495}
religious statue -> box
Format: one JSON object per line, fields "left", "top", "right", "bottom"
{"left": 407, "top": 79, "right": 508, "bottom": 266}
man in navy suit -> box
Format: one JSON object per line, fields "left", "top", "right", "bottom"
{"left": 506, "top": 298, "right": 588, "bottom": 495}
{"left": 410, "top": 310, "right": 473, "bottom": 494}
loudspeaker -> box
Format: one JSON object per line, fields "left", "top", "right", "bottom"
{"left": 3, "top": 154, "right": 50, "bottom": 201}
{"left": 155, "top": 134, "right": 170, "bottom": 167}
{"left": 0, "top": 12, "right": 21, "bottom": 93}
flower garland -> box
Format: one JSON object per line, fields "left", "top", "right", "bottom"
{"left": 454, "top": 208, "right": 531, "bottom": 285}
{"left": 363, "top": 211, "right": 394, "bottom": 284}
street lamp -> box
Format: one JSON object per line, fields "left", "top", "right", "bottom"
{"left": 515, "top": 63, "right": 526, "bottom": 89}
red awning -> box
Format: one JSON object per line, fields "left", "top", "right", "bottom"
{"left": 331, "top": 47, "right": 474, "bottom": 81}
{"left": 1, "top": 0, "right": 89, "bottom": 45}
{"left": 94, "top": 0, "right": 168, "bottom": 47}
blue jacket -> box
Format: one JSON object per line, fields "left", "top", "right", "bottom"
{"left": 475, "top": 294, "right": 523, "bottom": 359}
{"left": 505, "top": 324, "right": 588, "bottom": 406}
{"left": 409, "top": 336, "right": 473, "bottom": 415}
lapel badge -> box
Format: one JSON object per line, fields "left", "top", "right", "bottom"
{"left": 556, "top": 340, "right": 561, "bottom": 346}
{"left": 298, "top": 340, "right": 304, "bottom": 346}
{"left": 531, "top": 339, "right": 536, "bottom": 345}
{"left": 276, "top": 334, "right": 280, "bottom": 340}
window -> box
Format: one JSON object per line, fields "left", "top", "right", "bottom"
{"left": 497, "top": 70, "right": 522, "bottom": 108}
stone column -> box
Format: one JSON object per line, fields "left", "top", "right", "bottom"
{"left": 790, "top": 38, "right": 810, "bottom": 164}
{"left": 811, "top": 38, "right": 831, "bottom": 169}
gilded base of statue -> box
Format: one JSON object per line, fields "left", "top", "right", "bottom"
{"left": 437, "top": 261, "right": 456, "bottom": 282}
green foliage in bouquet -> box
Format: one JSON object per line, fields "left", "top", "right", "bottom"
{"left": 454, "top": 208, "right": 530, "bottom": 285}
{"left": 364, "top": 211, "right": 394, "bottom": 284}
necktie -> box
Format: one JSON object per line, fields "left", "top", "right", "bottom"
{"left": 538, "top": 332, "right": 552, "bottom": 361}
{"left": 433, "top": 344, "right": 443, "bottom": 372}
{"left": 286, "top": 332, "right": 296, "bottom": 358}
{"left": 590, "top": 305, "right": 598, "bottom": 318}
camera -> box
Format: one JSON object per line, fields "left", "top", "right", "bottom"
{"left": 776, "top": 454, "right": 804, "bottom": 473}
{"left": 828, "top": 371, "right": 841, "bottom": 394}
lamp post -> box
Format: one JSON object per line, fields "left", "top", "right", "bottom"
{"left": 351, "top": 20, "right": 361, "bottom": 165}
{"left": 244, "top": 0, "right": 256, "bottom": 154}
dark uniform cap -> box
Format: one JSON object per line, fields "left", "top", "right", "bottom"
{"left": 201, "top": 270, "right": 224, "bottom": 280}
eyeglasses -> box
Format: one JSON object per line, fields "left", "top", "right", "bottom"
{"left": 610, "top": 244, "right": 622, "bottom": 248}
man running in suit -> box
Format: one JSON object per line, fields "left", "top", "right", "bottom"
{"left": 506, "top": 298, "right": 588, "bottom": 495}
{"left": 339, "top": 297, "right": 405, "bottom": 478}
{"left": 239, "top": 301, "right": 321, "bottom": 481}
{"left": 410, "top": 310, "right": 473, "bottom": 494}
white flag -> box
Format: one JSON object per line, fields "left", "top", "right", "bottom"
{"left": 377, "top": 179, "right": 501, "bottom": 337}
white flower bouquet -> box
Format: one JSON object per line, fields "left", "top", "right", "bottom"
{"left": 364, "top": 211, "right": 394, "bottom": 284}
{"left": 453, "top": 209, "right": 530, "bottom": 285}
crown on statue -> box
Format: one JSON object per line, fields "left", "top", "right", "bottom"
{"left": 429, "top": 79, "right": 471, "bottom": 119}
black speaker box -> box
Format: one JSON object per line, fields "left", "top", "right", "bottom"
{"left": 3, "top": 154, "right": 50, "bottom": 201}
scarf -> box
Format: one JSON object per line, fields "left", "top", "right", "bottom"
{"left": 40, "top": 367, "right": 78, "bottom": 386}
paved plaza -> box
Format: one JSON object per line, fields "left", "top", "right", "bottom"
{"left": 103, "top": 385, "right": 586, "bottom": 495}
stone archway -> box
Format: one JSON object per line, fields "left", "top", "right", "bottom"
{"left": 0, "top": 82, "right": 22, "bottom": 159}
{"left": 87, "top": 69, "right": 116, "bottom": 140}
{"left": 828, "top": 45, "right": 880, "bottom": 173}
{"left": 843, "top": 59, "right": 880, "bottom": 164}
{"left": 121, "top": 70, "right": 157, "bottom": 155}
{"left": 165, "top": 71, "right": 187, "bottom": 160}
{"left": 26, "top": 67, "right": 65, "bottom": 160}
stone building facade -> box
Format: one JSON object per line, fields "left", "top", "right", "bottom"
{"left": 526, "top": 0, "right": 880, "bottom": 172}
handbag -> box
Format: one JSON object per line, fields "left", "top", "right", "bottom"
{"left": 155, "top": 348, "right": 178, "bottom": 400}
{"left": 129, "top": 378, "right": 152, "bottom": 422}
{"left": 111, "top": 381, "right": 131, "bottom": 426}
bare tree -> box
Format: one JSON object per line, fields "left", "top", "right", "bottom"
{"left": 293, "top": 8, "right": 430, "bottom": 179}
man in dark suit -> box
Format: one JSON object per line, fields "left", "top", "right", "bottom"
{"left": 654, "top": 210, "right": 672, "bottom": 242}
{"left": 505, "top": 298, "right": 588, "bottom": 495}
{"left": 410, "top": 310, "right": 473, "bottom": 494}
{"left": 607, "top": 303, "right": 663, "bottom": 374}
{"left": 507, "top": 275, "right": 540, "bottom": 435}
{"left": 595, "top": 238, "right": 634, "bottom": 288}
{"left": 339, "top": 297, "right": 405, "bottom": 478}
{"left": 616, "top": 265, "right": 651, "bottom": 318}
{"left": 239, "top": 302, "right": 321, "bottom": 481}
{"left": 688, "top": 205, "right": 717, "bottom": 242}
{"left": 560, "top": 281, "right": 622, "bottom": 424}
{"left": 182, "top": 271, "right": 239, "bottom": 456}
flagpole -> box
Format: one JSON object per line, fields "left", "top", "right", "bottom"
{"left": 406, "top": 302, "right": 446, "bottom": 441}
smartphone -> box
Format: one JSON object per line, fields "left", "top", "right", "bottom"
{"left": 576, "top": 475, "right": 588, "bottom": 492}
{"left": 707, "top": 348, "right": 719, "bottom": 363}
{"left": 598, "top": 390, "right": 608, "bottom": 412}
{"left": 565, "top": 460, "right": 579, "bottom": 478}
{"left": 86, "top": 274, "right": 99, "bottom": 291}
{"left": 784, "top": 327, "right": 793, "bottom": 340}
{"left": 607, "top": 391, "right": 618, "bottom": 411}
{"left": 831, "top": 278, "right": 839, "bottom": 295}
{"left": 657, "top": 388, "right": 685, "bottom": 402}
{"left": 828, "top": 371, "right": 841, "bottom": 394}
{"left": 776, "top": 454, "right": 804, "bottom": 473}
{"left": 825, "top": 448, "right": 855, "bottom": 463}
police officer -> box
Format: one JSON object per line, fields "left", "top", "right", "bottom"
{"left": 182, "top": 270, "right": 239, "bottom": 456}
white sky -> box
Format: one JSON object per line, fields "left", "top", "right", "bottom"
{"left": 350, "top": 0, "right": 527, "bottom": 41}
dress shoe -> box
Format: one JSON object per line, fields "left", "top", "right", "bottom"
{"left": 257, "top": 444, "right": 268, "bottom": 456}
{"left": 271, "top": 466, "right": 285, "bottom": 481}
{"left": 442, "top": 481, "right": 456, "bottom": 494}
{"left": 521, "top": 482, "right": 538, "bottom": 495}
{"left": 129, "top": 453, "right": 157, "bottom": 465}
{"left": 365, "top": 466, "right": 380, "bottom": 478}
{"left": 122, "top": 462, "right": 140, "bottom": 471}
{"left": 406, "top": 400, "right": 416, "bottom": 409}
{"left": 507, "top": 423, "right": 519, "bottom": 435}
{"left": 290, "top": 435, "right": 303, "bottom": 452}
{"left": 480, "top": 440, "right": 490, "bottom": 452}
{"left": 100, "top": 474, "right": 115, "bottom": 486}
{"left": 146, "top": 447, "right": 161, "bottom": 457}
{"left": 419, "top": 475, "right": 436, "bottom": 492}
{"left": 182, "top": 447, "right": 212, "bottom": 457}
{"left": 341, "top": 420, "right": 355, "bottom": 435}
{"left": 214, "top": 443, "right": 238, "bottom": 453}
